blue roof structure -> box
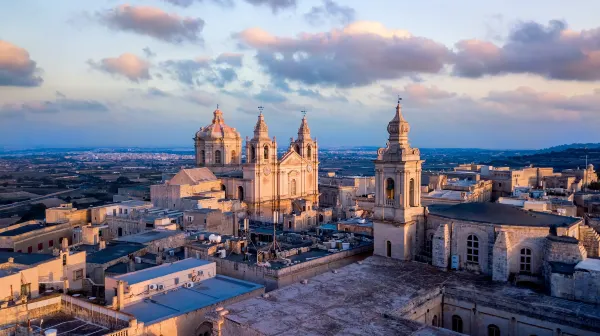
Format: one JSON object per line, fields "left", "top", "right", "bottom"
{"left": 85, "top": 242, "right": 146, "bottom": 264}
{"left": 0, "top": 251, "right": 55, "bottom": 265}
{"left": 115, "top": 230, "right": 182, "bottom": 245}
{"left": 121, "top": 275, "right": 263, "bottom": 324}
{"left": 114, "top": 258, "right": 212, "bottom": 285}
{"left": 0, "top": 223, "right": 46, "bottom": 236}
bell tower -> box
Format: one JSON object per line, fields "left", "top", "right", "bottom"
{"left": 373, "top": 98, "right": 424, "bottom": 260}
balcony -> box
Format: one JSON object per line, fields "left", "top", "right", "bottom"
{"left": 385, "top": 199, "right": 395, "bottom": 206}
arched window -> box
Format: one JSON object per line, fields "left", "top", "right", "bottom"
{"left": 250, "top": 145, "right": 256, "bottom": 163}
{"left": 295, "top": 144, "right": 301, "bottom": 154}
{"left": 409, "top": 178, "right": 416, "bottom": 207}
{"left": 237, "top": 186, "right": 244, "bottom": 201}
{"left": 221, "top": 184, "right": 226, "bottom": 194}
{"left": 451, "top": 315, "right": 463, "bottom": 333}
{"left": 231, "top": 150, "right": 237, "bottom": 163}
{"left": 215, "top": 150, "right": 222, "bottom": 164}
{"left": 425, "top": 233, "right": 434, "bottom": 257}
{"left": 520, "top": 248, "right": 532, "bottom": 273}
{"left": 319, "top": 214, "right": 324, "bottom": 223}
{"left": 386, "top": 240, "right": 392, "bottom": 257}
{"left": 62, "top": 254, "right": 67, "bottom": 266}
{"left": 264, "top": 145, "right": 269, "bottom": 160}
{"left": 488, "top": 324, "right": 500, "bottom": 336}
{"left": 290, "top": 179, "right": 297, "bottom": 196}
{"left": 385, "top": 178, "right": 395, "bottom": 200}
{"left": 467, "top": 235, "right": 479, "bottom": 263}
{"left": 307, "top": 145, "right": 312, "bottom": 158}
{"left": 118, "top": 227, "right": 123, "bottom": 237}
{"left": 200, "top": 150, "right": 206, "bottom": 164}
{"left": 432, "top": 315, "right": 438, "bottom": 327}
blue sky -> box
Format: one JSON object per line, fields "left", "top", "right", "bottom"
{"left": 1, "top": 0, "right": 600, "bottom": 149}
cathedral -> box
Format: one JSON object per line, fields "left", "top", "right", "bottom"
{"left": 194, "top": 108, "right": 320, "bottom": 223}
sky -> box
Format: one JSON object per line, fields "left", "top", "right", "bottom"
{"left": 1, "top": 0, "right": 600, "bottom": 150}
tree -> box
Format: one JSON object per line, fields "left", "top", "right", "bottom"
{"left": 116, "top": 176, "right": 131, "bottom": 184}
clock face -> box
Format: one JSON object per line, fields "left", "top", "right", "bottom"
{"left": 263, "top": 167, "right": 271, "bottom": 175}
{"left": 307, "top": 165, "right": 313, "bottom": 172}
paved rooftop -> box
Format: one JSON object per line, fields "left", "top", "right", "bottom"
{"left": 22, "top": 312, "right": 117, "bottom": 336}
{"left": 121, "top": 275, "right": 263, "bottom": 324}
{"left": 428, "top": 202, "right": 580, "bottom": 227}
{"left": 115, "top": 230, "right": 182, "bottom": 244}
{"left": 223, "top": 256, "right": 600, "bottom": 335}
{"left": 113, "top": 258, "right": 212, "bottom": 285}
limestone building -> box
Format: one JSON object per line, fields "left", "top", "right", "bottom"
{"left": 194, "top": 108, "right": 319, "bottom": 223}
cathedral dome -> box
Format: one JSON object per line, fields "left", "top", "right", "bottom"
{"left": 195, "top": 108, "right": 240, "bottom": 140}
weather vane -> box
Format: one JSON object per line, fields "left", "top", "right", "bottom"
{"left": 301, "top": 109, "right": 307, "bottom": 117}
{"left": 217, "top": 104, "right": 219, "bottom": 109}
{"left": 398, "top": 95, "right": 402, "bottom": 104}
{"left": 258, "top": 106, "right": 264, "bottom": 114}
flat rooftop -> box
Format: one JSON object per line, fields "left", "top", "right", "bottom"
{"left": 113, "top": 258, "right": 212, "bottom": 285}
{"left": 84, "top": 242, "right": 146, "bottom": 264}
{"left": 0, "top": 223, "right": 47, "bottom": 237}
{"left": 21, "top": 312, "right": 119, "bottom": 336}
{"left": 428, "top": 202, "right": 580, "bottom": 227}
{"left": 105, "top": 261, "right": 157, "bottom": 275}
{"left": 121, "top": 275, "right": 263, "bottom": 324}
{"left": 0, "top": 251, "right": 55, "bottom": 265}
{"left": 115, "top": 230, "right": 182, "bottom": 244}
{"left": 223, "top": 256, "right": 600, "bottom": 335}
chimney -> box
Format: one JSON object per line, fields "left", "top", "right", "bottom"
{"left": 61, "top": 238, "right": 69, "bottom": 252}
{"left": 98, "top": 240, "right": 106, "bottom": 251}
{"left": 116, "top": 280, "right": 125, "bottom": 310}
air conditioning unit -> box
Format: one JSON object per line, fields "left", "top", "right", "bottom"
{"left": 169, "top": 250, "right": 175, "bottom": 256}
{"left": 149, "top": 284, "right": 158, "bottom": 290}
{"left": 157, "top": 284, "right": 164, "bottom": 290}
{"left": 184, "top": 282, "right": 193, "bottom": 288}
{"left": 134, "top": 257, "right": 141, "bottom": 264}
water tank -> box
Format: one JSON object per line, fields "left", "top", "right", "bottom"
{"left": 215, "top": 235, "right": 222, "bottom": 243}
{"left": 45, "top": 330, "right": 58, "bottom": 336}
{"left": 219, "top": 249, "right": 227, "bottom": 258}
{"left": 208, "top": 234, "right": 216, "bottom": 243}
{"left": 342, "top": 243, "right": 350, "bottom": 250}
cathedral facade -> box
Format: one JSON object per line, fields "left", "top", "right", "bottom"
{"left": 194, "top": 108, "right": 319, "bottom": 222}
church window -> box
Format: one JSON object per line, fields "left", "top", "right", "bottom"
{"left": 386, "top": 240, "right": 392, "bottom": 257}
{"left": 467, "top": 235, "right": 479, "bottom": 263}
{"left": 307, "top": 145, "right": 312, "bottom": 158}
{"left": 200, "top": 150, "right": 206, "bottom": 164}
{"left": 451, "top": 315, "right": 463, "bottom": 333}
{"left": 385, "top": 178, "right": 395, "bottom": 200}
{"left": 488, "top": 324, "right": 500, "bottom": 336}
{"left": 291, "top": 179, "right": 297, "bottom": 196}
{"left": 432, "top": 315, "right": 438, "bottom": 327}
{"left": 215, "top": 150, "right": 222, "bottom": 164}
{"left": 295, "top": 144, "right": 301, "bottom": 154}
{"left": 231, "top": 150, "right": 237, "bottom": 163}
{"left": 409, "top": 178, "right": 416, "bottom": 207}
{"left": 250, "top": 145, "right": 256, "bottom": 163}
{"left": 264, "top": 145, "right": 269, "bottom": 160}
{"left": 520, "top": 248, "right": 532, "bottom": 273}
{"left": 237, "top": 186, "right": 244, "bottom": 201}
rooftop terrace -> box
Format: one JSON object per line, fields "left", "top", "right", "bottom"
{"left": 223, "top": 256, "right": 600, "bottom": 335}
{"left": 115, "top": 229, "right": 182, "bottom": 244}
{"left": 83, "top": 242, "right": 146, "bottom": 264}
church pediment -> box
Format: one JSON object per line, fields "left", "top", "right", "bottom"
{"left": 279, "top": 150, "right": 307, "bottom": 167}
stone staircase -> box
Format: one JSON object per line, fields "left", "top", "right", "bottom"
{"left": 580, "top": 225, "right": 600, "bottom": 257}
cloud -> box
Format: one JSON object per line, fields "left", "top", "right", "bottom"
{"left": 143, "top": 47, "right": 156, "bottom": 58}
{"left": 88, "top": 53, "right": 151, "bottom": 82}
{"left": 0, "top": 40, "right": 43, "bottom": 87}
{"left": 297, "top": 88, "right": 348, "bottom": 102}
{"left": 234, "top": 21, "right": 451, "bottom": 87}
{"left": 96, "top": 5, "right": 205, "bottom": 44}
{"left": 215, "top": 53, "right": 244, "bottom": 67}
{"left": 304, "top": 0, "right": 355, "bottom": 26}
{"left": 147, "top": 87, "right": 171, "bottom": 97}
{"left": 161, "top": 0, "right": 295, "bottom": 13}
{"left": 186, "top": 90, "right": 216, "bottom": 106}
{"left": 382, "top": 84, "right": 456, "bottom": 104}
{"left": 254, "top": 89, "right": 288, "bottom": 103}
{"left": 453, "top": 20, "right": 600, "bottom": 81}
{"left": 160, "top": 53, "right": 243, "bottom": 88}
{"left": 0, "top": 98, "right": 108, "bottom": 116}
